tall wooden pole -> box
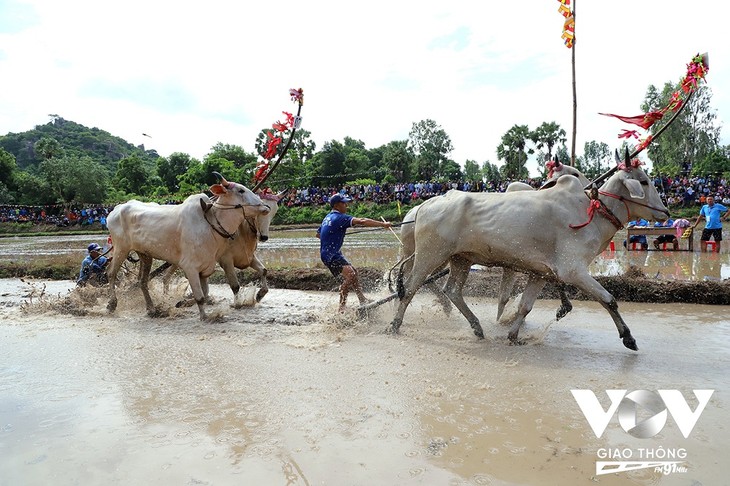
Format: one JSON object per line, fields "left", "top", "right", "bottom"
{"left": 570, "top": 0, "right": 577, "bottom": 166}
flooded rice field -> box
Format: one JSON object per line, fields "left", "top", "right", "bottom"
{"left": 0, "top": 274, "right": 728, "bottom": 485}
{"left": 1, "top": 228, "right": 730, "bottom": 281}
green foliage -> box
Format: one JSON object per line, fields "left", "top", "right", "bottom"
{"left": 497, "top": 124, "right": 531, "bottom": 180}
{"left": 577, "top": 140, "right": 611, "bottom": 179}
{"left": 408, "top": 119, "right": 454, "bottom": 180}
{"left": 274, "top": 204, "right": 331, "bottom": 225}
{"left": 114, "top": 155, "right": 150, "bottom": 195}
{"left": 39, "top": 155, "right": 108, "bottom": 204}
{"left": 0, "top": 148, "right": 18, "bottom": 191}
{"left": 157, "top": 152, "right": 197, "bottom": 193}
{"left": 0, "top": 116, "right": 157, "bottom": 171}
{"left": 530, "top": 121, "right": 566, "bottom": 162}
{"left": 381, "top": 140, "right": 413, "bottom": 182}
{"left": 644, "top": 85, "right": 721, "bottom": 175}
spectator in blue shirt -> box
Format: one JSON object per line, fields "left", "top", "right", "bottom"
{"left": 623, "top": 219, "right": 649, "bottom": 250}
{"left": 316, "top": 194, "right": 392, "bottom": 312}
{"left": 693, "top": 195, "right": 728, "bottom": 252}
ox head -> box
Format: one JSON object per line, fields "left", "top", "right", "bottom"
{"left": 210, "top": 172, "right": 270, "bottom": 217}
{"left": 541, "top": 157, "right": 590, "bottom": 189}
{"left": 254, "top": 189, "right": 286, "bottom": 242}
{"left": 604, "top": 150, "right": 669, "bottom": 222}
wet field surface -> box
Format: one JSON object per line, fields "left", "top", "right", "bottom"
{"left": 0, "top": 278, "right": 727, "bottom": 485}
{"left": 2, "top": 229, "right": 730, "bottom": 281}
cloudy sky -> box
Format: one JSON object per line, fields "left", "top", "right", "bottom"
{"left": 0, "top": 0, "right": 727, "bottom": 177}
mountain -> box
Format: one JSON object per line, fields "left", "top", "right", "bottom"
{"left": 0, "top": 116, "right": 160, "bottom": 171}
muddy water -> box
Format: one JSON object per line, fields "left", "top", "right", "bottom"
{"left": 2, "top": 230, "right": 730, "bottom": 281}
{"left": 0, "top": 278, "right": 727, "bottom": 485}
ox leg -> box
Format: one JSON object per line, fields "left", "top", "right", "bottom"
{"left": 250, "top": 255, "right": 269, "bottom": 302}
{"left": 426, "top": 281, "right": 452, "bottom": 315}
{"left": 388, "top": 261, "right": 443, "bottom": 334}
{"left": 442, "top": 257, "right": 483, "bottom": 339}
{"left": 182, "top": 269, "right": 208, "bottom": 321}
{"left": 162, "top": 264, "right": 177, "bottom": 294}
{"left": 200, "top": 275, "right": 213, "bottom": 304}
{"left": 506, "top": 276, "right": 546, "bottom": 343}
{"left": 137, "top": 253, "right": 157, "bottom": 316}
{"left": 556, "top": 284, "right": 573, "bottom": 320}
{"left": 220, "top": 258, "right": 243, "bottom": 308}
{"left": 497, "top": 268, "right": 519, "bottom": 322}
{"left": 106, "top": 249, "right": 128, "bottom": 313}
{"left": 562, "top": 272, "right": 637, "bottom": 351}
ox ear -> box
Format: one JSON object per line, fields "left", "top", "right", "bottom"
{"left": 209, "top": 184, "right": 227, "bottom": 195}
{"left": 623, "top": 178, "right": 645, "bottom": 199}
{"left": 199, "top": 197, "right": 212, "bottom": 213}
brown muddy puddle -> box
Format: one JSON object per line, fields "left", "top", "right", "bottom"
{"left": 0, "top": 278, "right": 728, "bottom": 485}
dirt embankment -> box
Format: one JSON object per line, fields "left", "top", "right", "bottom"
{"left": 238, "top": 266, "right": 730, "bottom": 305}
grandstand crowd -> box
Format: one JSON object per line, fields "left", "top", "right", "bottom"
{"left": 1, "top": 174, "right": 728, "bottom": 226}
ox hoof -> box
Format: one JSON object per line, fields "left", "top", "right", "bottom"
{"left": 471, "top": 325, "right": 485, "bottom": 339}
{"left": 147, "top": 307, "right": 169, "bottom": 318}
{"left": 622, "top": 335, "right": 639, "bottom": 351}
{"left": 256, "top": 289, "right": 268, "bottom": 302}
{"left": 384, "top": 324, "right": 400, "bottom": 335}
{"left": 556, "top": 303, "right": 573, "bottom": 320}
{"left": 106, "top": 302, "right": 117, "bottom": 313}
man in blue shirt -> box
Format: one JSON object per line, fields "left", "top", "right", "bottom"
{"left": 77, "top": 242, "right": 111, "bottom": 286}
{"left": 317, "top": 194, "right": 392, "bottom": 312}
{"left": 693, "top": 195, "right": 728, "bottom": 252}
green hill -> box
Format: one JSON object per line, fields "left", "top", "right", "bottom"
{"left": 0, "top": 116, "right": 159, "bottom": 172}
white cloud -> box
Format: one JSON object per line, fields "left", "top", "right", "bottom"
{"left": 1, "top": 0, "right": 727, "bottom": 177}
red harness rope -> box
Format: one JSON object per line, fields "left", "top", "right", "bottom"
{"left": 569, "top": 190, "right": 626, "bottom": 230}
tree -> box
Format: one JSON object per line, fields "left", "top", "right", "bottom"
{"left": 157, "top": 152, "right": 197, "bottom": 194}
{"left": 578, "top": 140, "right": 610, "bottom": 180}
{"left": 114, "top": 155, "right": 150, "bottom": 195}
{"left": 530, "top": 122, "right": 566, "bottom": 165}
{"left": 482, "top": 161, "right": 501, "bottom": 182}
{"left": 497, "top": 125, "right": 531, "bottom": 180}
{"left": 463, "top": 159, "right": 481, "bottom": 182}
{"left": 254, "top": 128, "right": 315, "bottom": 190}
{"left": 208, "top": 143, "right": 257, "bottom": 170}
{"left": 310, "top": 140, "right": 346, "bottom": 186}
{"left": 408, "top": 119, "right": 454, "bottom": 180}
{"left": 0, "top": 148, "right": 18, "bottom": 194}
{"left": 34, "top": 137, "right": 65, "bottom": 160}
{"left": 178, "top": 156, "right": 243, "bottom": 195}
{"left": 643, "top": 84, "right": 720, "bottom": 176}
{"left": 39, "top": 156, "right": 108, "bottom": 204}
{"left": 381, "top": 140, "right": 413, "bottom": 182}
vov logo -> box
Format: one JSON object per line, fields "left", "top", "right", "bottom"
{"left": 571, "top": 389, "right": 714, "bottom": 439}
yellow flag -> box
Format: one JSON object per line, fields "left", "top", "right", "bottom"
{"left": 397, "top": 200, "right": 402, "bottom": 217}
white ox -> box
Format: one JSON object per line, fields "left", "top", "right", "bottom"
{"left": 396, "top": 161, "right": 590, "bottom": 323}
{"left": 162, "top": 190, "right": 284, "bottom": 303}
{"left": 390, "top": 162, "right": 668, "bottom": 350}
{"left": 106, "top": 176, "right": 270, "bottom": 320}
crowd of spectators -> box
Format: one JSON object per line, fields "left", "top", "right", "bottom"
{"left": 0, "top": 205, "right": 112, "bottom": 228}
{"left": 1, "top": 174, "right": 728, "bottom": 226}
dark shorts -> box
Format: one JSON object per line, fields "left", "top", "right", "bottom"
{"left": 701, "top": 228, "right": 722, "bottom": 242}
{"left": 323, "top": 254, "right": 351, "bottom": 277}
{"left": 655, "top": 234, "right": 677, "bottom": 244}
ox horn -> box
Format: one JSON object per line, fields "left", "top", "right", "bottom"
{"left": 211, "top": 171, "right": 230, "bottom": 187}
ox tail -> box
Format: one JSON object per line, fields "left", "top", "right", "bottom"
{"left": 387, "top": 255, "right": 408, "bottom": 292}
{"left": 396, "top": 253, "right": 415, "bottom": 299}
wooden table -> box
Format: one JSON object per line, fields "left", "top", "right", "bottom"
{"left": 626, "top": 226, "right": 694, "bottom": 251}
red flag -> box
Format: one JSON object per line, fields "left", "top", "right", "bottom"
{"left": 598, "top": 111, "right": 664, "bottom": 130}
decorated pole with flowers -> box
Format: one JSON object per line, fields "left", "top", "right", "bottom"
{"left": 557, "top": 0, "right": 576, "bottom": 164}
{"left": 252, "top": 88, "right": 304, "bottom": 192}
{"left": 589, "top": 53, "right": 709, "bottom": 188}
